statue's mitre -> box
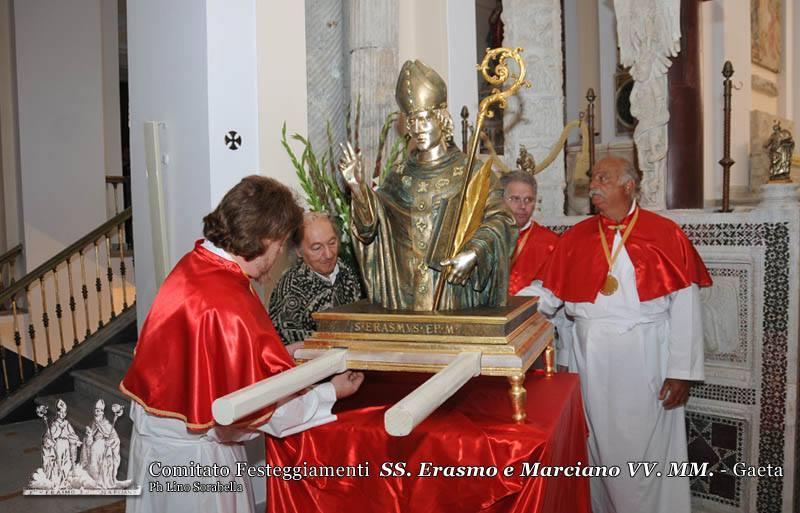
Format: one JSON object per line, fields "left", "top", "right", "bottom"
{"left": 395, "top": 60, "right": 447, "bottom": 115}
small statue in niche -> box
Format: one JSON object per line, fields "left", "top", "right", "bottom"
{"left": 764, "top": 121, "right": 795, "bottom": 182}
{"left": 516, "top": 145, "right": 536, "bottom": 175}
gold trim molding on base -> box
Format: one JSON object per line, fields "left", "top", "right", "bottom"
{"left": 296, "top": 297, "right": 554, "bottom": 422}
{"left": 299, "top": 296, "right": 552, "bottom": 377}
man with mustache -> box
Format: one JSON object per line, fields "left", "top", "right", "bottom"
{"left": 535, "top": 156, "right": 711, "bottom": 513}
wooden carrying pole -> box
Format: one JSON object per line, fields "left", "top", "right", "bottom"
{"left": 384, "top": 351, "right": 482, "bottom": 436}
{"left": 212, "top": 349, "right": 348, "bottom": 426}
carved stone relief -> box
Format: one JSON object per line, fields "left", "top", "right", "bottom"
{"left": 501, "top": 0, "right": 565, "bottom": 216}
{"left": 613, "top": 0, "right": 681, "bottom": 211}
{"left": 700, "top": 274, "right": 741, "bottom": 356}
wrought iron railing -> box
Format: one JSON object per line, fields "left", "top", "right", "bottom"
{"left": 0, "top": 208, "right": 134, "bottom": 395}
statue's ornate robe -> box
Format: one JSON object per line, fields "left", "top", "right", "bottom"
{"left": 351, "top": 146, "right": 517, "bottom": 311}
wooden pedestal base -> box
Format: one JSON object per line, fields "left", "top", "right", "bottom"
{"left": 295, "top": 296, "right": 554, "bottom": 423}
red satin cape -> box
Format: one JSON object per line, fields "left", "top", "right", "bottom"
{"left": 509, "top": 222, "right": 560, "bottom": 295}
{"left": 536, "top": 207, "right": 712, "bottom": 303}
{"left": 120, "top": 240, "right": 294, "bottom": 431}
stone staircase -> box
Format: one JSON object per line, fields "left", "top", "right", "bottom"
{"left": 34, "top": 341, "right": 135, "bottom": 477}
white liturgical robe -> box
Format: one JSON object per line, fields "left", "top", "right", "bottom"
{"left": 125, "top": 382, "right": 336, "bottom": 513}
{"left": 537, "top": 217, "right": 705, "bottom": 513}
{"left": 515, "top": 279, "right": 572, "bottom": 367}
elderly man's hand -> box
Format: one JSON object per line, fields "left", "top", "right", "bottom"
{"left": 285, "top": 342, "right": 304, "bottom": 358}
{"left": 659, "top": 378, "right": 691, "bottom": 409}
{"left": 440, "top": 249, "right": 478, "bottom": 286}
{"left": 331, "top": 370, "right": 365, "bottom": 399}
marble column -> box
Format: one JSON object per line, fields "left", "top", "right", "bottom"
{"left": 345, "top": 0, "right": 399, "bottom": 171}
{"left": 501, "top": 0, "right": 566, "bottom": 216}
{"left": 305, "top": 0, "right": 348, "bottom": 152}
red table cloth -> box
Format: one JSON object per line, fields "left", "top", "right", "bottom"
{"left": 265, "top": 370, "right": 591, "bottom": 513}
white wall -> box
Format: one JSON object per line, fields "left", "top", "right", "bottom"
{"left": 597, "top": 0, "right": 618, "bottom": 145}
{"left": 446, "top": 0, "right": 479, "bottom": 126}
{"left": 256, "top": 0, "right": 307, "bottom": 191}
{"left": 399, "top": 0, "right": 448, "bottom": 81}
{"left": 14, "top": 0, "right": 107, "bottom": 270}
{"left": 700, "top": 0, "right": 752, "bottom": 202}
{"left": 399, "top": 0, "right": 479, "bottom": 136}
{"left": 207, "top": 0, "right": 260, "bottom": 204}
{"left": 564, "top": 0, "right": 600, "bottom": 145}
{"left": 127, "top": 0, "right": 211, "bottom": 326}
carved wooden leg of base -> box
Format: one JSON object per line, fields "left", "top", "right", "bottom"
{"left": 508, "top": 374, "right": 527, "bottom": 423}
{"left": 544, "top": 342, "right": 555, "bottom": 375}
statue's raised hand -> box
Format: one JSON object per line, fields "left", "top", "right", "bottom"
{"left": 338, "top": 142, "right": 365, "bottom": 193}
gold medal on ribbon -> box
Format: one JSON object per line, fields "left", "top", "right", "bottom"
{"left": 597, "top": 207, "right": 639, "bottom": 297}
{"left": 600, "top": 275, "right": 618, "bottom": 296}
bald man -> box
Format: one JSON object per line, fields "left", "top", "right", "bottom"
{"left": 535, "top": 157, "right": 712, "bottom": 513}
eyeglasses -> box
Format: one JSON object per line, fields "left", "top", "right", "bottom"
{"left": 504, "top": 195, "right": 535, "bottom": 205}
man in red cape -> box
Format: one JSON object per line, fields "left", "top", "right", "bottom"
{"left": 501, "top": 170, "right": 560, "bottom": 295}
{"left": 501, "top": 168, "right": 568, "bottom": 370}
{"left": 121, "top": 177, "right": 364, "bottom": 513}
{"left": 535, "top": 157, "right": 711, "bottom": 513}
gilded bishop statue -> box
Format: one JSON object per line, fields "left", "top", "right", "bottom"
{"left": 339, "top": 60, "right": 517, "bottom": 311}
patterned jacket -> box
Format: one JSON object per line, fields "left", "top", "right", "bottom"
{"left": 268, "top": 259, "right": 363, "bottom": 344}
